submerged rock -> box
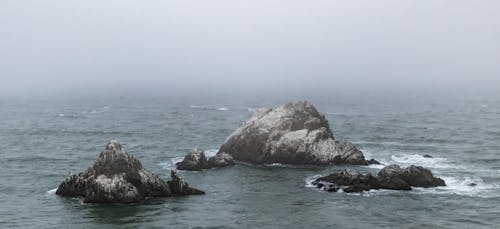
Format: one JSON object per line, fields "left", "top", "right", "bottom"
{"left": 176, "top": 149, "right": 235, "bottom": 170}
{"left": 218, "top": 100, "right": 369, "bottom": 165}
{"left": 312, "top": 164, "right": 445, "bottom": 193}
{"left": 423, "top": 154, "right": 433, "bottom": 158}
{"left": 56, "top": 140, "right": 204, "bottom": 203}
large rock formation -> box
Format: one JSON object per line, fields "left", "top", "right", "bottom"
{"left": 312, "top": 164, "right": 446, "bottom": 193}
{"left": 218, "top": 100, "right": 368, "bottom": 165}
{"left": 176, "top": 149, "right": 235, "bottom": 171}
{"left": 56, "top": 140, "right": 204, "bottom": 203}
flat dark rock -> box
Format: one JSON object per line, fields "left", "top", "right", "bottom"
{"left": 312, "top": 164, "right": 445, "bottom": 193}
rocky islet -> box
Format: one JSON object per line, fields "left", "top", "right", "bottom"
{"left": 176, "top": 149, "right": 235, "bottom": 171}
{"left": 217, "top": 100, "right": 369, "bottom": 165}
{"left": 312, "top": 164, "right": 446, "bottom": 193}
{"left": 56, "top": 140, "right": 203, "bottom": 203}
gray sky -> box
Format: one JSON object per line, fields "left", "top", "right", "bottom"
{"left": 1, "top": 0, "right": 499, "bottom": 97}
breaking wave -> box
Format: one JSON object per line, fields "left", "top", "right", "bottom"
{"left": 391, "top": 154, "right": 452, "bottom": 169}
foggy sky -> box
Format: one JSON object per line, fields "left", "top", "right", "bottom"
{"left": 1, "top": 0, "right": 499, "bottom": 97}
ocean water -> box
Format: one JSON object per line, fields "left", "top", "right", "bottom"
{"left": 1, "top": 95, "right": 499, "bottom": 228}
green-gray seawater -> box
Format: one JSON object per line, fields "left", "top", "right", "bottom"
{"left": 1, "top": 95, "right": 499, "bottom": 228}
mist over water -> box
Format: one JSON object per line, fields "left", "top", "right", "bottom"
{"left": 1, "top": 0, "right": 499, "bottom": 98}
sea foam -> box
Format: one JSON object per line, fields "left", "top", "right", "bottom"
{"left": 391, "top": 154, "right": 451, "bottom": 169}
{"left": 159, "top": 157, "right": 184, "bottom": 170}
{"left": 205, "top": 149, "right": 218, "bottom": 157}
{"left": 413, "top": 176, "right": 500, "bottom": 198}
{"left": 304, "top": 175, "right": 323, "bottom": 188}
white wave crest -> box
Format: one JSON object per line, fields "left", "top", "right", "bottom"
{"left": 367, "top": 164, "right": 385, "bottom": 169}
{"left": 159, "top": 157, "right": 184, "bottom": 170}
{"left": 266, "top": 163, "right": 284, "bottom": 167}
{"left": 205, "top": 149, "right": 218, "bottom": 157}
{"left": 414, "top": 176, "right": 500, "bottom": 198}
{"left": 304, "top": 174, "right": 323, "bottom": 188}
{"left": 217, "top": 107, "right": 229, "bottom": 111}
{"left": 47, "top": 188, "right": 57, "bottom": 194}
{"left": 391, "top": 154, "right": 451, "bottom": 169}
{"left": 346, "top": 189, "right": 400, "bottom": 197}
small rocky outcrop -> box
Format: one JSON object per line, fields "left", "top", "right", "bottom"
{"left": 367, "top": 159, "right": 381, "bottom": 165}
{"left": 208, "top": 152, "right": 235, "bottom": 168}
{"left": 218, "top": 100, "right": 369, "bottom": 165}
{"left": 168, "top": 170, "right": 205, "bottom": 195}
{"left": 312, "top": 164, "right": 445, "bottom": 193}
{"left": 176, "top": 149, "right": 235, "bottom": 170}
{"left": 56, "top": 140, "right": 204, "bottom": 203}
{"left": 176, "top": 149, "right": 210, "bottom": 171}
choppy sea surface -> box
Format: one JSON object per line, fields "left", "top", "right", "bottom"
{"left": 1, "top": 95, "right": 499, "bottom": 228}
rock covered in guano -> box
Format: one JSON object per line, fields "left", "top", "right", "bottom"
{"left": 218, "top": 100, "right": 368, "bottom": 165}
{"left": 56, "top": 140, "right": 204, "bottom": 203}
{"left": 312, "top": 164, "right": 446, "bottom": 193}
